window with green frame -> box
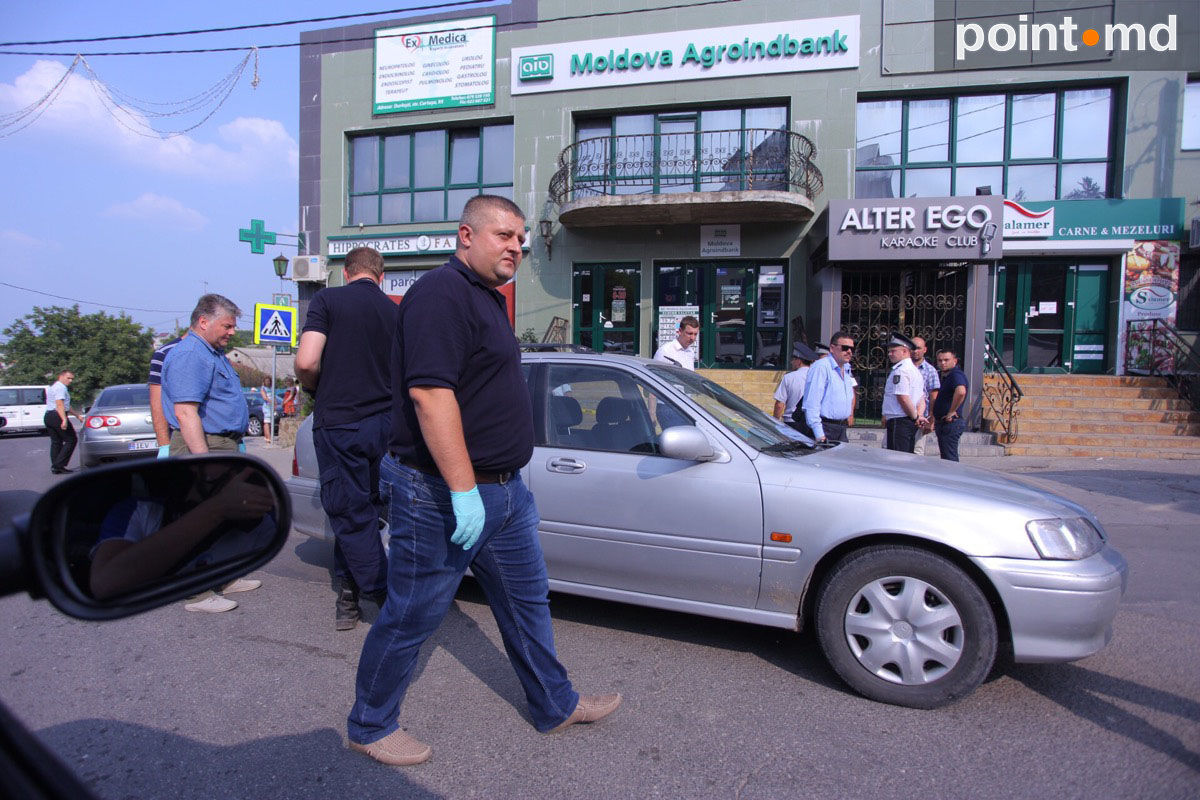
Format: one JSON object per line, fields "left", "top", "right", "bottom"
{"left": 348, "top": 124, "right": 514, "bottom": 225}
{"left": 572, "top": 105, "right": 787, "bottom": 198}
{"left": 855, "top": 88, "right": 1115, "bottom": 201}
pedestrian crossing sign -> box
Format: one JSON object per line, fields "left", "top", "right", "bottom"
{"left": 253, "top": 302, "right": 298, "bottom": 346}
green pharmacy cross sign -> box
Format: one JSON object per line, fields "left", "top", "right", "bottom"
{"left": 239, "top": 219, "right": 277, "bottom": 254}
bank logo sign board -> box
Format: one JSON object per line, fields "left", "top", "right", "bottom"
{"left": 828, "top": 197, "right": 1004, "bottom": 261}
{"left": 511, "top": 16, "right": 859, "bottom": 95}
{"left": 374, "top": 15, "right": 495, "bottom": 114}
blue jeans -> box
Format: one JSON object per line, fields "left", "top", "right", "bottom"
{"left": 935, "top": 416, "right": 966, "bottom": 462}
{"left": 313, "top": 411, "right": 390, "bottom": 594}
{"left": 347, "top": 455, "right": 579, "bottom": 743}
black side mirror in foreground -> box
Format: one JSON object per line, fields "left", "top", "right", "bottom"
{"left": 0, "top": 455, "right": 291, "bottom": 620}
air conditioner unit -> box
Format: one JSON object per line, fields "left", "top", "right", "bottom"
{"left": 291, "top": 255, "right": 328, "bottom": 283}
{"left": 1190, "top": 217, "right": 1200, "bottom": 250}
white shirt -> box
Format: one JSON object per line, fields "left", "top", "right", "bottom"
{"left": 882, "top": 358, "right": 924, "bottom": 420}
{"left": 45, "top": 380, "right": 69, "bottom": 412}
{"left": 773, "top": 366, "right": 809, "bottom": 422}
{"left": 653, "top": 339, "right": 696, "bottom": 370}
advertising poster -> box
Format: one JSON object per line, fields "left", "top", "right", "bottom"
{"left": 1120, "top": 240, "right": 1180, "bottom": 374}
{"left": 374, "top": 16, "right": 495, "bottom": 114}
{"left": 658, "top": 305, "right": 700, "bottom": 360}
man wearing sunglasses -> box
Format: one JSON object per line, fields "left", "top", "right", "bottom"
{"left": 800, "top": 330, "right": 857, "bottom": 443}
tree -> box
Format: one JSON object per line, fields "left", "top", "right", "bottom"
{"left": 1065, "top": 176, "right": 1104, "bottom": 200}
{"left": 1, "top": 305, "right": 155, "bottom": 405}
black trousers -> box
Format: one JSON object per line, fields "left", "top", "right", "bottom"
{"left": 791, "top": 417, "right": 848, "bottom": 443}
{"left": 313, "top": 411, "right": 390, "bottom": 595}
{"left": 885, "top": 417, "right": 918, "bottom": 453}
{"left": 43, "top": 411, "right": 77, "bottom": 470}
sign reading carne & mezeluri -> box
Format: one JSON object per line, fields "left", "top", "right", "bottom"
{"left": 828, "top": 196, "right": 1005, "bottom": 261}
{"left": 511, "top": 16, "right": 859, "bottom": 95}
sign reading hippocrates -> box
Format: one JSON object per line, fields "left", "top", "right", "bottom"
{"left": 828, "top": 196, "right": 1004, "bottom": 260}
{"left": 374, "top": 15, "right": 495, "bottom": 114}
{"left": 511, "top": 16, "right": 859, "bottom": 95}
{"left": 328, "top": 230, "right": 530, "bottom": 258}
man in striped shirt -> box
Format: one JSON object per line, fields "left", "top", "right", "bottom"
{"left": 148, "top": 331, "right": 187, "bottom": 459}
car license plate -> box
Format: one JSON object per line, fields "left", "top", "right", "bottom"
{"left": 129, "top": 440, "right": 156, "bottom": 451}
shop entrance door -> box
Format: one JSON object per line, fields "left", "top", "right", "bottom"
{"left": 573, "top": 263, "right": 640, "bottom": 354}
{"left": 655, "top": 262, "right": 786, "bottom": 368}
{"left": 992, "top": 261, "right": 1109, "bottom": 373}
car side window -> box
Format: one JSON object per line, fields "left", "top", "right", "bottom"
{"left": 545, "top": 364, "right": 691, "bottom": 454}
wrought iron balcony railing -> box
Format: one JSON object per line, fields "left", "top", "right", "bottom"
{"left": 549, "top": 128, "right": 823, "bottom": 205}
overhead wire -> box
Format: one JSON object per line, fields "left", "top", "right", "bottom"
{"left": 0, "top": 281, "right": 188, "bottom": 314}
{"left": 0, "top": 0, "right": 744, "bottom": 57}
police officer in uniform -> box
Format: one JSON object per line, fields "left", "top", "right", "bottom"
{"left": 881, "top": 332, "right": 926, "bottom": 453}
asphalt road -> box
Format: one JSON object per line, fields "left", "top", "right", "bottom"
{"left": 1, "top": 432, "right": 1198, "bottom": 799}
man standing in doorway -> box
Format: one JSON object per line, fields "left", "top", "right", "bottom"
{"left": 653, "top": 315, "right": 699, "bottom": 370}
{"left": 347, "top": 195, "right": 620, "bottom": 767}
{"left": 933, "top": 349, "right": 969, "bottom": 461}
{"left": 295, "top": 245, "right": 396, "bottom": 631}
{"left": 910, "top": 336, "right": 940, "bottom": 456}
{"left": 44, "top": 369, "right": 84, "bottom": 474}
{"left": 801, "top": 331, "right": 857, "bottom": 443}
{"left": 882, "top": 332, "right": 927, "bottom": 453}
{"left": 773, "top": 342, "right": 817, "bottom": 434}
{"left": 161, "top": 294, "right": 259, "bottom": 612}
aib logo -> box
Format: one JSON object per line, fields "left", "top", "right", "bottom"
{"left": 518, "top": 53, "right": 554, "bottom": 81}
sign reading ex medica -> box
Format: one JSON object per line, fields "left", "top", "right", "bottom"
{"left": 828, "top": 197, "right": 1004, "bottom": 261}
{"left": 374, "top": 15, "right": 495, "bottom": 114}
{"left": 511, "top": 16, "right": 859, "bottom": 95}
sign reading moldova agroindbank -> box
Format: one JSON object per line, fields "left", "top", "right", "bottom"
{"left": 511, "top": 16, "right": 859, "bottom": 95}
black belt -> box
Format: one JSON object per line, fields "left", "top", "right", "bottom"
{"left": 211, "top": 430, "right": 244, "bottom": 442}
{"left": 821, "top": 417, "right": 848, "bottom": 425}
{"left": 397, "top": 457, "right": 513, "bottom": 485}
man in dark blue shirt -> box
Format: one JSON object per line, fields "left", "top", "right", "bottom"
{"left": 932, "top": 349, "right": 970, "bottom": 461}
{"left": 296, "top": 246, "right": 397, "bottom": 630}
{"left": 346, "top": 195, "right": 620, "bottom": 767}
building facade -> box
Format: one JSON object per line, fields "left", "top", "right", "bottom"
{"left": 297, "top": 0, "right": 1199, "bottom": 419}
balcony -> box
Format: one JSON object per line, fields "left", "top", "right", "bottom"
{"left": 549, "top": 128, "right": 823, "bottom": 227}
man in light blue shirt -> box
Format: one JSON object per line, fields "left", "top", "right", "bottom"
{"left": 802, "top": 330, "right": 857, "bottom": 443}
{"left": 161, "top": 294, "right": 250, "bottom": 455}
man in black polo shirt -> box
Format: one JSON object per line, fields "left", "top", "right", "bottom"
{"left": 346, "top": 195, "right": 620, "bottom": 767}
{"left": 295, "top": 246, "right": 397, "bottom": 630}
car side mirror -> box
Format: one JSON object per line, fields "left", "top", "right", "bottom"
{"left": 0, "top": 455, "right": 290, "bottom": 620}
{"left": 658, "top": 425, "right": 717, "bottom": 462}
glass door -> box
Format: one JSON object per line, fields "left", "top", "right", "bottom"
{"left": 573, "top": 263, "right": 640, "bottom": 354}
{"left": 994, "top": 260, "right": 1071, "bottom": 372}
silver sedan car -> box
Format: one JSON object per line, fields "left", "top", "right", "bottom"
{"left": 78, "top": 383, "right": 158, "bottom": 467}
{"left": 287, "top": 352, "right": 1126, "bottom": 708}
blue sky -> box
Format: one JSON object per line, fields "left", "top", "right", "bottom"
{"left": 0, "top": 1, "right": 503, "bottom": 336}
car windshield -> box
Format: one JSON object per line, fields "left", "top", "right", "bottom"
{"left": 645, "top": 364, "right": 818, "bottom": 454}
{"left": 94, "top": 386, "right": 150, "bottom": 408}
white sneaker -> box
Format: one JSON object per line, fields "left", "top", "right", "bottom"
{"left": 185, "top": 595, "right": 238, "bottom": 613}
{"left": 222, "top": 578, "right": 262, "bottom": 594}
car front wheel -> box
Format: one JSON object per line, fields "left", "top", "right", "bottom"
{"left": 815, "top": 545, "right": 997, "bottom": 709}
{"left": 246, "top": 416, "right": 263, "bottom": 437}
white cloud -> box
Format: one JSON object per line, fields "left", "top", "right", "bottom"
{"left": 0, "top": 229, "right": 60, "bottom": 251}
{"left": 104, "top": 193, "right": 209, "bottom": 231}
{"left": 0, "top": 60, "right": 298, "bottom": 180}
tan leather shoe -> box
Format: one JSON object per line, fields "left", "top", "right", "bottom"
{"left": 349, "top": 729, "right": 432, "bottom": 766}
{"left": 546, "top": 693, "right": 622, "bottom": 733}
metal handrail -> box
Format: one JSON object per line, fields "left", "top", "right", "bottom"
{"left": 1124, "top": 319, "right": 1200, "bottom": 412}
{"left": 549, "top": 128, "right": 823, "bottom": 205}
{"left": 982, "top": 338, "right": 1023, "bottom": 444}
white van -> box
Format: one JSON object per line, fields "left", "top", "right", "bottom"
{"left": 0, "top": 385, "right": 48, "bottom": 434}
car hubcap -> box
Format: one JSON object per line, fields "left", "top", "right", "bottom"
{"left": 844, "top": 576, "right": 964, "bottom": 685}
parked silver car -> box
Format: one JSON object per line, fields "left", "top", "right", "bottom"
{"left": 286, "top": 352, "right": 1127, "bottom": 708}
{"left": 78, "top": 383, "right": 158, "bottom": 468}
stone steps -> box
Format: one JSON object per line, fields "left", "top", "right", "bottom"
{"left": 983, "top": 372, "right": 1200, "bottom": 458}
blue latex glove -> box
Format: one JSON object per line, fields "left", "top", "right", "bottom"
{"left": 449, "top": 487, "right": 485, "bottom": 550}
{"left": 156, "top": 444, "right": 170, "bottom": 460}
{"left": 237, "top": 441, "right": 247, "bottom": 453}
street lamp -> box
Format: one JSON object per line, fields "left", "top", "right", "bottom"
{"left": 272, "top": 252, "right": 289, "bottom": 282}
{"left": 269, "top": 252, "right": 291, "bottom": 438}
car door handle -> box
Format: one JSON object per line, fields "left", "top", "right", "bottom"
{"left": 547, "top": 457, "right": 586, "bottom": 474}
